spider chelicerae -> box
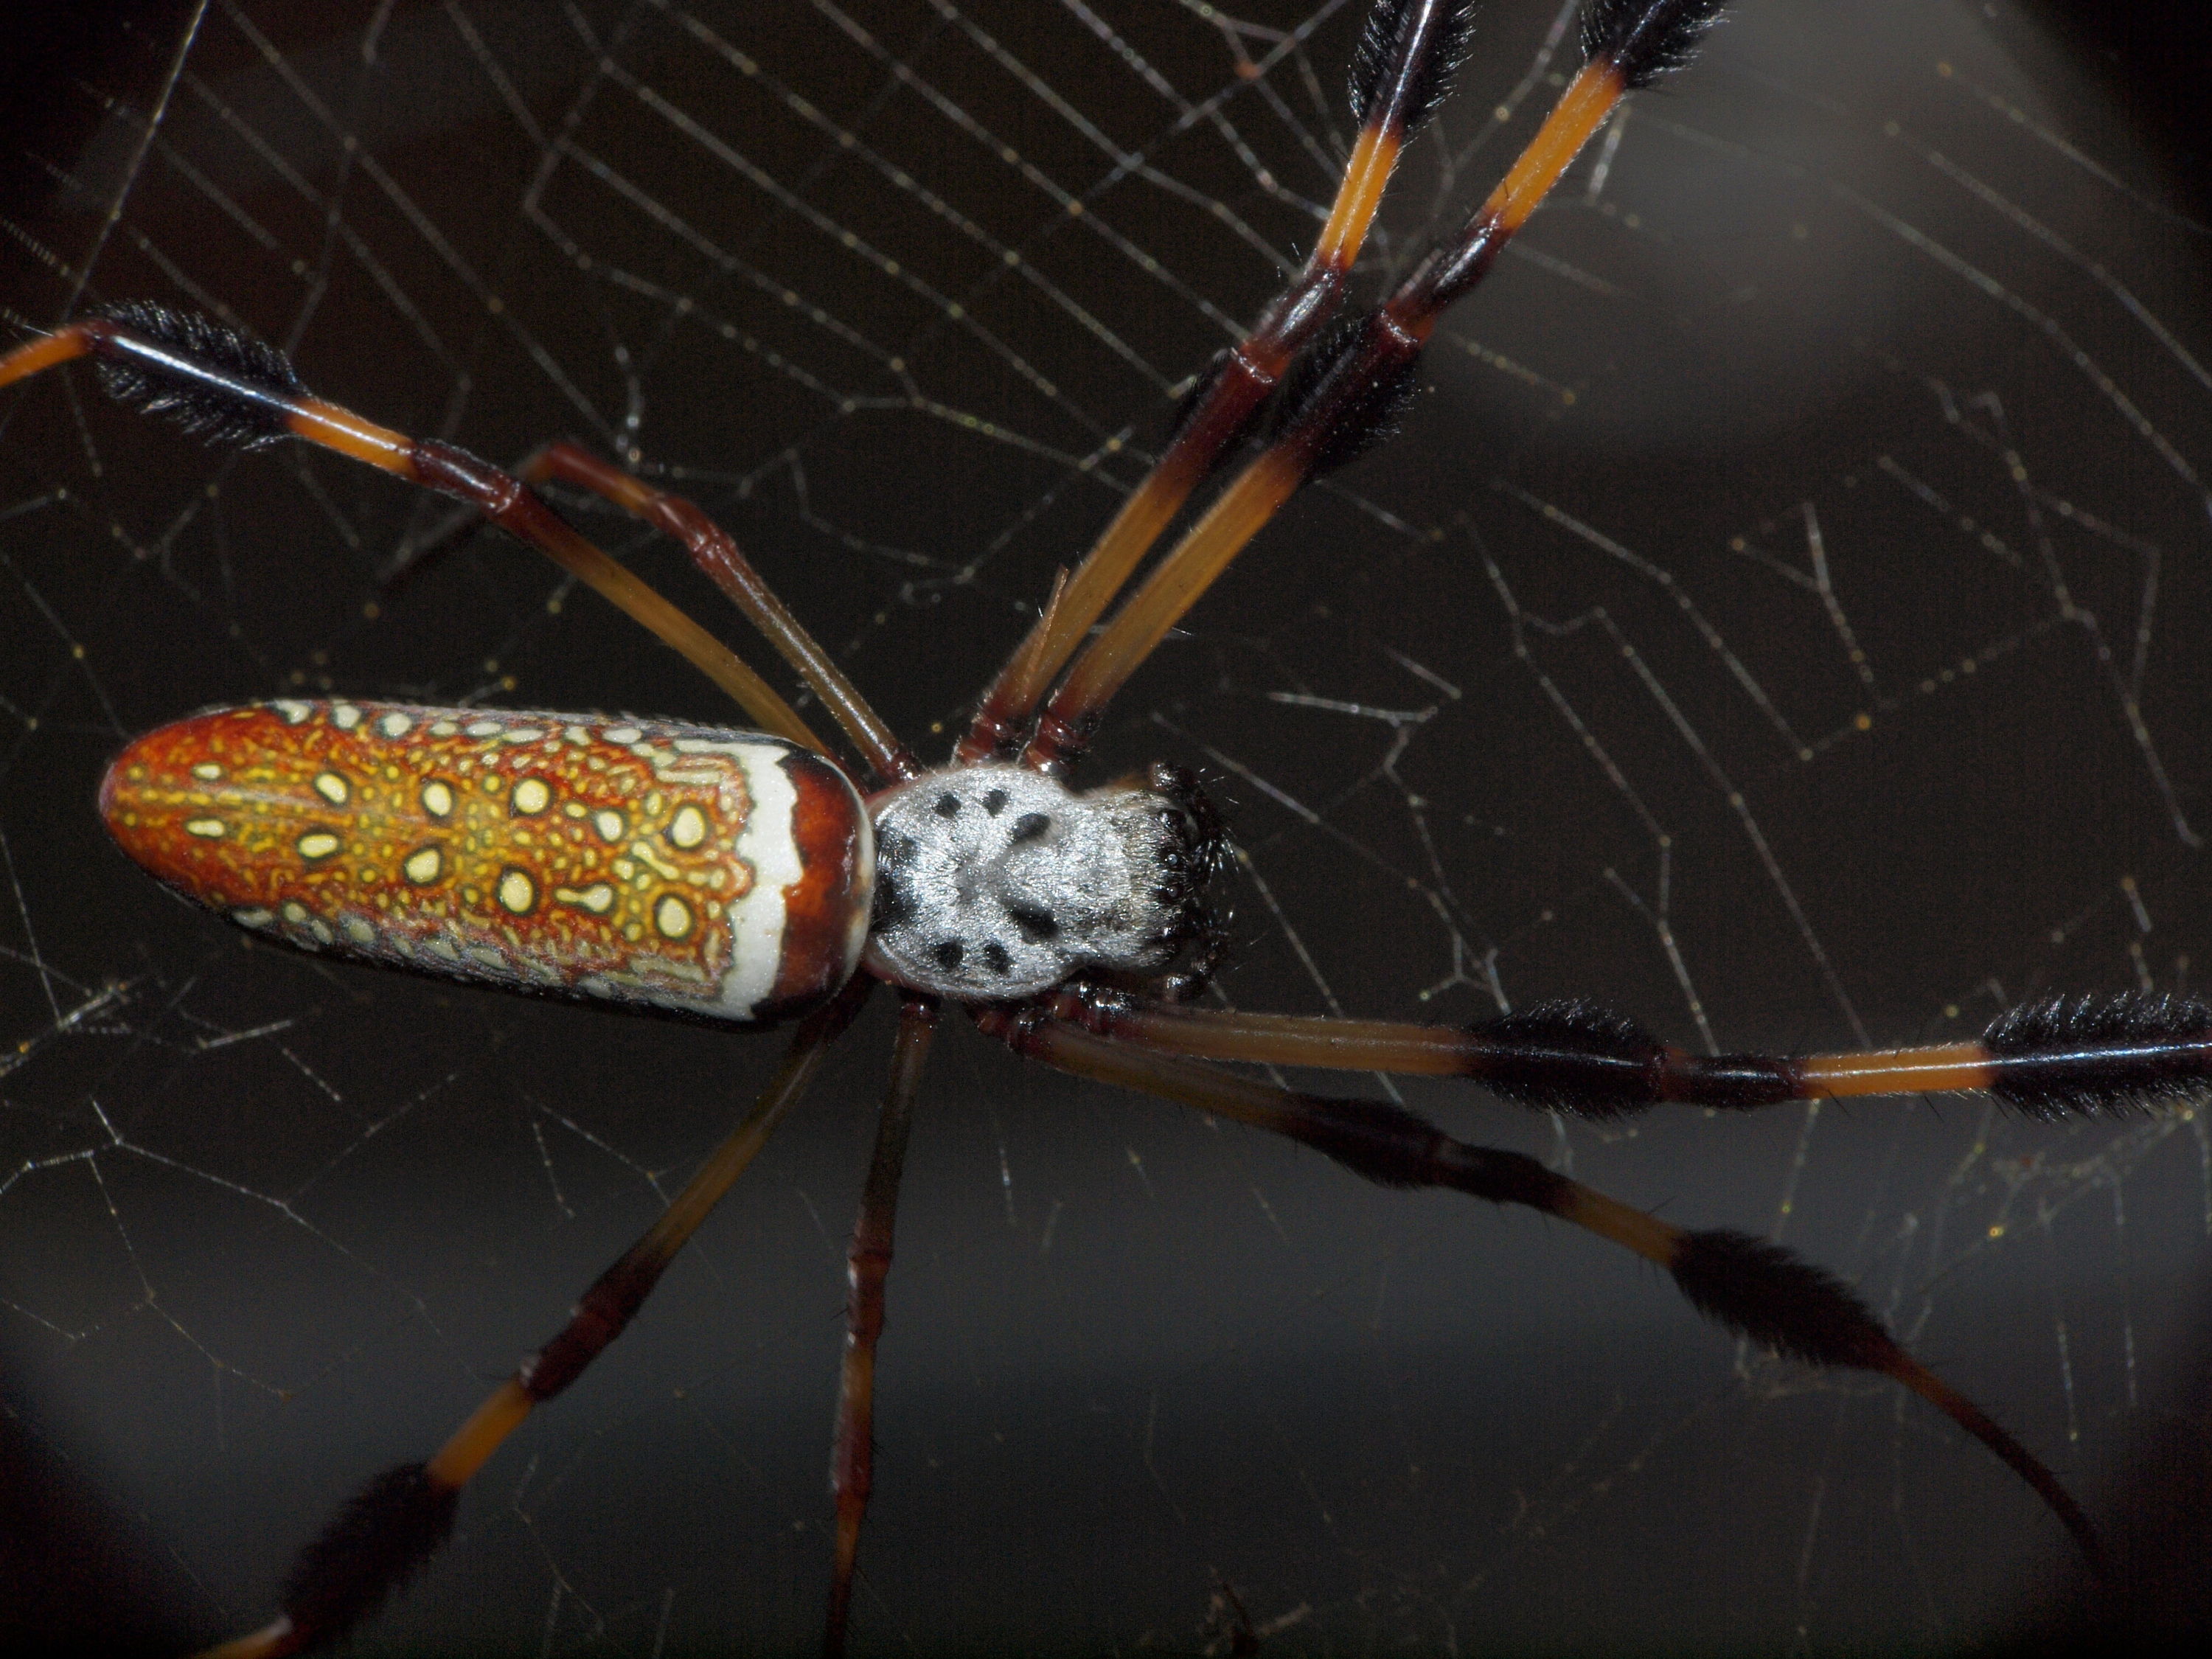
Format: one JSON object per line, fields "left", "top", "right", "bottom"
{"left": 3, "top": 0, "right": 2203, "bottom": 1652}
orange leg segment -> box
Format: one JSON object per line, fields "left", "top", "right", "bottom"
{"left": 192, "top": 979, "right": 871, "bottom": 1659}
{"left": 1026, "top": 58, "right": 1632, "bottom": 768}
{"left": 977, "top": 1002, "right": 2104, "bottom": 1569}
{"left": 961, "top": 1, "right": 1468, "bottom": 760}
{"left": 0, "top": 319, "right": 825, "bottom": 754}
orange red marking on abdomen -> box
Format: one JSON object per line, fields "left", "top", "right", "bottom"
{"left": 100, "top": 700, "right": 873, "bottom": 1025}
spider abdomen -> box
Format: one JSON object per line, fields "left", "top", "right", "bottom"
{"left": 100, "top": 700, "right": 873, "bottom": 1025}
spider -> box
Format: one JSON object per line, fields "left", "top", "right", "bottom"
{"left": 3, "top": 0, "right": 2205, "bottom": 1652}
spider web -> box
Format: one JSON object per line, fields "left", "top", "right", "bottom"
{"left": 2, "top": 0, "right": 2208, "bottom": 1652}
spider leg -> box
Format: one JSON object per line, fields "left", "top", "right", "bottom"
{"left": 506, "top": 443, "right": 917, "bottom": 784}
{"left": 956, "top": 567, "right": 1074, "bottom": 768}
{"left": 194, "top": 979, "right": 872, "bottom": 1659}
{"left": 959, "top": 0, "right": 1481, "bottom": 762}
{"left": 369, "top": 439, "right": 917, "bottom": 779}
{"left": 1045, "top": 987, "right": 2212, "bottom": 1119}
{"left": 824, "top": 992, "right": 939, "bottom": 1658}
{"left": 975, "top": 1001, "right": 2106, "bottom": 1570}
{"left": 1026, "top": 0, "right": 1726, "bottom": 771}
{"left": 0, "top": 313, "right": 827, "bottom": 754}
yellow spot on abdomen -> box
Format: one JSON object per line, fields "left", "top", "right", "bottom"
{"left": 421, "top": 780, "right": 455, "bottom": 818}
{"left": 654, "top": 894, "right": 694, "bottom": 940}
{"left": 556, "top": 883, "right": 617, "bottom": 915}
{"left": 668, "top": 804, "right": 709, "bottom": 849}
{"left": 313, "top": 772, "right": 350, "bottom": 805}
{"left": 403, "top": 846, "right": 445, "bottom": 885}
{"left": 512, "top": 777, "right": 552, "bottom": 815}
{"left": 297, "top": 832, "right": 342, "bottom": 861}
{"left": 497, "top": 868, "right": 538, "bottom": 914}
{"left": 630, "top": 841, "right": 681, "bottom": 880}
{"left": 184, "top": 817, "right": 226, "bottom": 838}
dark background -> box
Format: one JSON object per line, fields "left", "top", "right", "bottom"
{"left": 3, "top": 1, "right": 2209, "bottom": 1653}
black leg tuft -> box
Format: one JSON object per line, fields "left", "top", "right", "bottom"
{"left": 279, "top": 1462, "right": 459, "bottom": 1646}
{"left": 1467, "top": 998, "right": 1665, "bottom": 1115}
{"left": 88, "top": 302, "right": 306, "bottom": 450}
{"left": 1270, "top": 316, "right": 1422, "bottom": 477}
{"left": 1670, "top": 1228, "right": 1896, "bottom": 1372}
{"left": 1349, "top": 0, "right": 1485, "bottom": 136}
{"left": 1579, "top": 0, "right": 1728, "bottom": 90}
{"left": 1983, "top": 991, "right": 2212, "bottom": 1116}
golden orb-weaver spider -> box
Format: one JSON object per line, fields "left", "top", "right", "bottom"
{"left": 4, "top": 0, "right": 2212, "bottom": 1655}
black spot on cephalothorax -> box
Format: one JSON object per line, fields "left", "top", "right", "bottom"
{"left": 1009, "top": 812, "right": 1051, "bottom": 843}
{"left": 982, "top": 941, "right": 1012, "bottom": 975}
{"left": 873, "top": 875, "right": 915, "bottom": 931}
{"left": 933, "top": 939, "right": 965, "bottom": 973}
{"left": 934, "top": 793, "right": 961, "bottom": 818}
{"left": 982, "top": 789, "right": 1009, "bottom": 816}
{"left": 1006, "top": 905, "right": 1060, "bottom": 943}
{"left": 877, "top": 830, "right": 914, "bottom": 871}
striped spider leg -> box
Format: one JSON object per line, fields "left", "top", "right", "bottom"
{"left": 3, "top": 301, "right": 950, "bottom": 1651}
{"left": 971, "top": 0, "right": 1703, "bottom": 772}
{"left": 948, "top": 0, "right": 2187, "bottom": 1587}
{"left": 1, "top": 0, "right": 2198, "bottom": 1652}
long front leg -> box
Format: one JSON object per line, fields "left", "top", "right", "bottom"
{"left": 975, "top": 1002, "right": 2104, "bottom": 1569}
{"left": 197, "top": 981, "right": 871, "bottom": 1659}
{"left": 507, "top": 443, "right": 918, "bottom": 785}
{"left": 824, "top": 992, "right": 938, "bottom": 1657}
{"left": 0, "top": 310, "right": 826, "bottom": 754}
{"left": 1026, "top": 0, "right": 1728, "bottom": 770}
{"left": 959, "top": 0, "right": 1483, "bottom": 762}
{"left": 1046, "top": 987, "right": 2212, "bottom": 1119}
